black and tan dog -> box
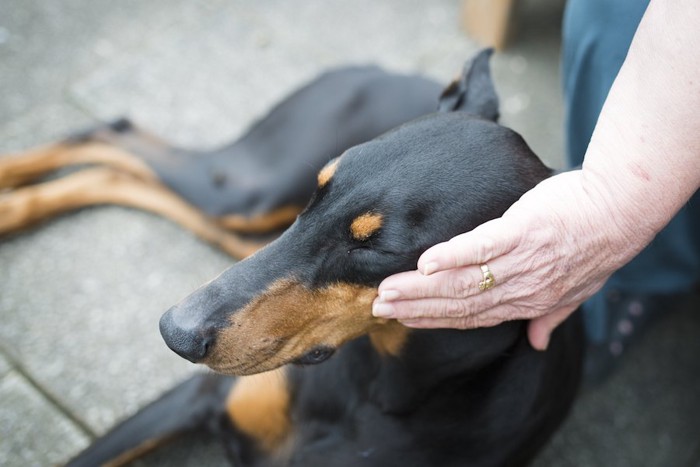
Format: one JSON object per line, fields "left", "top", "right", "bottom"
{"left": 68, "top": 50, "right": 583, "bottom": 467}
{"left": 0, "top": 66, "right": 440, "bottom": 257}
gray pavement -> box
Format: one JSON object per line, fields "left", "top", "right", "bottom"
{"left": 0, "top": 0, "right": 698, "bottom": 466}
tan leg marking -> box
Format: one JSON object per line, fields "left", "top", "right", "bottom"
{"left": 0, "top": 142, "right": 157, "bottom": 189}
{"left": 226, "top": 368, "right": 291, "bottom": 453}
{"left": 317, "top": 158, "right": 340, "bottom": 188}
{"left": 218, "top": 205, "right": 302, "bottom": 234}
{"left": 350, "top": 212, "right": 383, "bottom": 240}
{"left": 0, "top": 167, "right": 264, "bottom": 259}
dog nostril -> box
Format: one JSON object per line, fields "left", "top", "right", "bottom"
{"left": 200, "top": 336, "right": 213, "bottom": 360}
{"left": 159, "top": 310, "right": 216, "bottom": 364}
{"left": 179, "top": 334, "right": 211, "bottom": 362}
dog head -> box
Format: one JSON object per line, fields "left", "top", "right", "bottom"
{"left": 159, "top": 50, "right": 552, "bottom": 375}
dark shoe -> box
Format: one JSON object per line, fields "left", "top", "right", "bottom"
{"left": 582, "top": 291, "right": 684, "bottom": 387}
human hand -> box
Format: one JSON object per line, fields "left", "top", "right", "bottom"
{"left": 371, "top": 0, "right": 700, "bottom": 351}
{"left": 372, "top": 170, "right": 643, "bottom": 350}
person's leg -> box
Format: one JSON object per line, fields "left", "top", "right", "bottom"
{"left": 562, "top": 0, "right": 700, "bottom": 382}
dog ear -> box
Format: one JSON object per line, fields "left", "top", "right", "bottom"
{"left": 438, "top": 49, "right": 499, "bottom": 121}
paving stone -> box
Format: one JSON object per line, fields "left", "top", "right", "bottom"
{"left": 0, "top": 208, "right": 232, "bottom": 436}
{"left": 69, "top": 0, "right": 473, "bottom": 149}
{"left": 534, "top": 298, "right": 700, "bottom": 467}
{"left": 0, "top": 370, "right": 90, "bottom": 467}
{"left": 494, "top": 0, "right": 567, "bottom": 169}
{"left": 0, "top": 352, "right": 11, "bottom": 377}
{"left": 0, "top": 0, "right": 219, "bottom": 127}
{"left": 0, "top": 103, "right": 95, "bottom": 153}
{"left": 0, "top": 0, "right": 563, "bottom": 161}
{"left": 68, "top": 0, "right": 563, "bottom": 165}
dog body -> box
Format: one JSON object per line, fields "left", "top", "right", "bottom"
{"left": 262, "top": 319, "right": 581, "bottom": 467}
{"left": 0, "top": 67, "right": 441, "bottom": 256}
{"left": 69, "top": 66, "right": 443, "bottom": 219}
{"left": 68, "top": 51, "right": 583, "bottom": 467}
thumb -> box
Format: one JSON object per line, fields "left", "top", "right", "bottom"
{"left": 527, "top": 305, "right": 578, "bottom": 351}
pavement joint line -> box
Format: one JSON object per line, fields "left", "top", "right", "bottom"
{"left": 0, "top": 348, "right": 14, "bottom": 376}
{"left": 0, "top": 342, "right": 97, "bottom": 439}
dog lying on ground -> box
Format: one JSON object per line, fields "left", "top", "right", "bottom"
{"left": 66, "top": 50, "right": 584, "bottom": 467}
{"left": 0, "top": 66, "right": 441, "bottom": 257}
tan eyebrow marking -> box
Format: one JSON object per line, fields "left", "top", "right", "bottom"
{"left": 350, "top": 212, "right": 383, "bottom": 241}
{"left": 317, "top": 158, "right": 340, "bottom": 188}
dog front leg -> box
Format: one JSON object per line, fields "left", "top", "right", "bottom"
{"left": 223, "top": 368, "right": 295, "bottom": 466}
{"left": 66, "top": 373, "right": 235, "bottom": 467}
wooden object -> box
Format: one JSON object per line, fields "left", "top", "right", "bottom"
{"left": 462, "top": 0, "right": 516, "bottom": 50}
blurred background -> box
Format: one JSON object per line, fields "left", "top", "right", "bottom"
{"left": 0, "top": 0, "right": 698, "bottom": 466}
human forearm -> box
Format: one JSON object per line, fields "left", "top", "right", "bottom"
{"left": 581, "top": 0, "right": 700, "bottom": 259}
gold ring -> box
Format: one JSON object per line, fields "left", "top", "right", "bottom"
{"left": 478, "top": 264, "right": 496, "bottom": 291}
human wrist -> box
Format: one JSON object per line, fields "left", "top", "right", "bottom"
{"left": 578, "top": 150, "right": 662, "bottom": 267}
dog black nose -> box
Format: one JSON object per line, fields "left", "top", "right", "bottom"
{"left": 159, "top": 309, "right": 214, "bottom": 363}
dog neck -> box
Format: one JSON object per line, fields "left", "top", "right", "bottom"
{"left": 369, "top": 321, "right": 526, "bottom": 414}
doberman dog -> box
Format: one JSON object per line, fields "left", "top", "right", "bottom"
{"left": 0, "top": 66, "right": 440, "bottom": 258}
{"left": 67, "top": 50, "right": 583, "bottom": 466}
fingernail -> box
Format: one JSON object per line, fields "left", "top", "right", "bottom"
{"left": 372, "top": 303, "right": 395, "bottom": 318}
{"left": 421, "top": 261, "right": 439, "bottom": 275}
{"left": 399, "top": 319, "right": 420, "bottom": 328}
{"left": 380, "top": 290, "right": 401, "bottom": 302}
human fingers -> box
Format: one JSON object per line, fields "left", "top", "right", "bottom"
{"left": 399, "top": 316, "right": 501, "bottom": 329}
{"left": 377, "top": 261, "right": 514, "bottom": 303}
{"left": 372, "top": 283, "right": 517, "bottom": 321}
{"left": 372, "top": 294, "right": 495, "bottom": 321}
{"left": 526, "top": 305, "right": 578, "bottom": 351}
{"left": 396, "top": 303, "right": 524, "bottom": 330}
{"left": 416, "top": 218, "right": 519, "bottom": 276}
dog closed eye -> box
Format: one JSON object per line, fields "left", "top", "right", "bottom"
{"left": 347, "top": 245, "right": 373, "bottom": 255}
{"left": 293, "top": 346, "right": 335, "bottom": 365}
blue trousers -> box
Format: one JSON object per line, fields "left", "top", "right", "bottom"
{"left": 562, "top": 0, "right": 700, "bottom": 343}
